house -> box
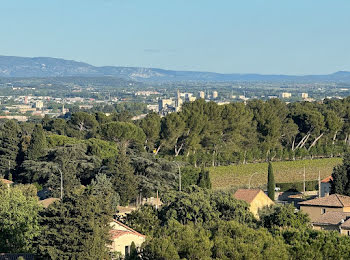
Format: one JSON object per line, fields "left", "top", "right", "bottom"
{"left": 311, "top": 211, "right": 350, "bottom": 236}
{"left": 233, "top": 189, "right": 275, "bottom": 218}
{"left": 109, "top": 220, "right": 146, "bottom": 257}
{"left": 312, "top": 211, "right": 350, "bottom": 232}
{"left": 0, "top": 178, "right": 13, "bottom": 188}
{"left": 38, "top": 198, "right": 60, "bottom": 208}
{"left": 299, "top": 194, "right": 350, "bottom": 221}
{"left": 321, "top": 176, "right": 333, "bottom": 197}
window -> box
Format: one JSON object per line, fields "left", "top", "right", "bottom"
{"left": 321, "top": 208, "right": 326, "bottom": 214}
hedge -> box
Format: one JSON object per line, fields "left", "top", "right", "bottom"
{"left": 276, "top": 180, "right": 319, "bottom": 192}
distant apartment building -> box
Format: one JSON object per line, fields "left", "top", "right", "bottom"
{"left": 281, "top": 92, "right": 292, "bottom": 98}
{"left": 147, "top": 104, "right": 159, "bottom": 112}
{"left": 199, "top": 91, "right": 205, "bottom": 99}
{"left": 301, "top": 93, "right": 309, "bottom": 99}
{"left": 35, "top": 101, "right": 44, "bottom": 109}
{"left": 213, "top": 91, "right": 218, "bottom": 99}
{"left": 158, "top": 98, "right": 174, "bottom": 112}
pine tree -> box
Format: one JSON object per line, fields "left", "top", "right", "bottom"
{"left": 26, "top": 124, "right": 47, "bottom": 160}
{"left": 267, "top": 162, "right": 275, "bottom": 201}
{"left": 108, "top": 146, "right": 137, "bottom": 206}
{"left": 37, "top": 191, "right": 113, "bottom": 259}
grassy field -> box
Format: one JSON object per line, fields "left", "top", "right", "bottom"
{"left": 209, "top": 158, "right": 342, "bottom": 191}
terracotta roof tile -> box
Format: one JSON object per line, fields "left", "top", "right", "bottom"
{"left": 299, "top": 194, "right": 350, "bottom": 207}
{"left": 321, "top": 176, "right": 333, "bottom": 183}
{"left": 233, "top": 189, "right": 261, "bottom": 204}
{"left": 313, "top": 212, "right": 350, "bottom": 225}
{"left": 0, "top": 178, "right": 13, "bottom": 185}
{"left": 110, "top": 220, "right": 145, "bottom": 239}
{"left": 38, "top": 198, "right": 60, "bottom": 208}
{"left": 109, "top": 230, "right": 137, "bottom": 239}
{"left": 341, "top": 218, "right": 350, "bottom": 229}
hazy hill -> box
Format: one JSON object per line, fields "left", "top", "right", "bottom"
{"left": 1, "top": 55, "right": 350, "bottom": 82}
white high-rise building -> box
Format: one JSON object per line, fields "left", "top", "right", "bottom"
{"left": 199, "top": 91, "right": 205, "bottom": 99}
{"left": 213, "top": 91, "right": 218, "bottom": 99}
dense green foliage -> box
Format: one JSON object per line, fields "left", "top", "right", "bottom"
{"left": 332, "top": 152, "right": 350, "bottom": 195}
{"left": 124, "top": 187, "right": 350, "bottom": 259}
{"left": 267, "top": 162, "right": 275, "bottom": 200}
{"left": 1, "top": 97, "right": 350, "bottom": 258}
{"left": 37, "top": 177, "right": 114, "bottom": 259}
{"left": 0, "top": 184, "right": 40, "bottom": 253}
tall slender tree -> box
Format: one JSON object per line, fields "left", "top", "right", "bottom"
{"left": 26, "top": 124, "right": 47, "bottom": 160}
{"left": 267, "top": 162, "right": 275, "bottom": 201}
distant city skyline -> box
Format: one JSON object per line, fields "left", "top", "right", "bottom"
{"left": 1, "top": 0, "right": 350, "bottom": 75}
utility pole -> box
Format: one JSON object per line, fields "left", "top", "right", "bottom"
{"left": 174, "top": 162, "right": 181, "bottom": 192}
{"left": 55, "top": 167, "right": 63, "bottom": 200}
{"left": 303, "top": 166, "right": 306, "bottom": 194}
{"left": 318, "top": 171, "right": 321, "bottom": 198}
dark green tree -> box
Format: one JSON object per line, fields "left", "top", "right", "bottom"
{"left": 37, "top": 190, "right": 113, "bottom": 259}
{"left": 267, "top": 162, "right": 275, "bottom": 200}
{"left": 126, "top": 241, "right": 139, "bottom": 260}
{"left": 0, "top": 120, "right": 21, "bottom": 177}
{"left": 332, "top": 152, "right": 350, "bottom": 195}
{"left": 26, "top": 124, "right": 47, "bottom": 160}
{"left": 107, "top": 146, "right": 137, "bottom": 205}
{"left": 197, "top": 168, "right": 212, "bottom": 189}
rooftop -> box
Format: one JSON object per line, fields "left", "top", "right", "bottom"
{"left": 299, "top": 194, "right": 350, "bottom": 207}
{"left": 321, "top": 176, "right": 333, "bottom": 183}
{"left": 313, "top": 212, "right": 350, "bottom": 225}
{"left": 233, "top": 189, "right": 262, "bottom": 204}
{"left": 38, "top": 198, "right": 60, "bottom": 208}
{"left": 0, "top": 178, "right": 14, "bottom": 185}
{"left": 110, "top": 220, "right": 145, "bottom": 240}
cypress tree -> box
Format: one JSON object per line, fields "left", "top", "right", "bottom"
{"left": 0, "top": 120, "right": 21, "bottom": 177}
{"left": 267, "top": 162, "right": 275, "bottom": 200}
{"left": 197, "top": 168, "right": 212, "bottom": 189}
{"left": 108, "top": 145, "right": 137, "bottom": 206}
{"left": 27, "top": 124, "right": 47, "bottom": 160}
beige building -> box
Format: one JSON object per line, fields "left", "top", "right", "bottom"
{"left": 212, "top": 91, "right": 218, "bottom": 99}
{"left": 109, "top": 220, "right": 146, "bottom": 257}
{"left": 234, "top": 189, "right": 274, "bottom": 218}
{"left": 35, "top": 101, "right": 44, "bottom": 109}
{"left": 199, "top": 91, "right": 205, "bottom": 99}
{"left": 281, "top": 92, "right": 292, "bottom": 98}
{"left": 301, "top": 93, "right": 309, "bottom": 99}
{"left": 299, "top": 194, "right": 350, "bottom": 221}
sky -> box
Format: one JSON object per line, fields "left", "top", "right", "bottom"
{"left": 1, "top": 0, "right": 350, "bottom": 75}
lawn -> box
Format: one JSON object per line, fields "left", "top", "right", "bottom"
{"left": 209, "top": 158, "right": 342, "bottom": 191}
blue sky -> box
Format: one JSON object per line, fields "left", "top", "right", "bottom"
{"left": 1, "top": 0, "right": 349, "bottom": 74}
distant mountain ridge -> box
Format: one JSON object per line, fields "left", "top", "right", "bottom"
{"left": 1, "top": 55, "right": 350, "bottom": 82}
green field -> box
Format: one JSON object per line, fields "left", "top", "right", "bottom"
{"left": 209, "top": 158, "right": 342, "bottom": 191}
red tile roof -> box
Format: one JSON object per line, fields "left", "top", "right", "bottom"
{"left": 299, "top": 194, "right": 350, "bottom": 207}
{"left": 110, "top": 220, "right": 145, "bottom": 240}
{"left": 0, "top": 178, "right": 13, "bottom": 185}
{"left": 233, "top": 189, "right": 262, "bottom": 204}
{"left": 321, "top": 176, "right": 333, "bottom": 183}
